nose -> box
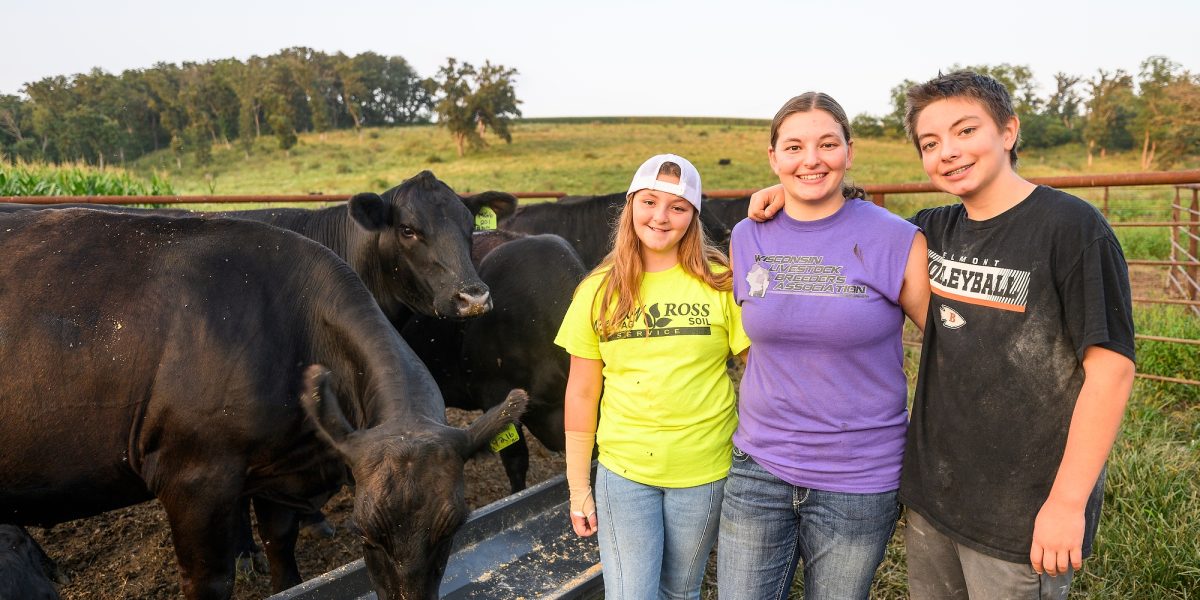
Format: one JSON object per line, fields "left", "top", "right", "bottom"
{"left": 455, "top": 285, "right": 492, "bottom": 317}
{"left": 801, "top": 146, "right": 821, "bottom": 168}
{"left": 940, "top": 140, "right": 960, "bottom": 162}
{"left": 652, "top": 206, "right": 671, "bottom": 223}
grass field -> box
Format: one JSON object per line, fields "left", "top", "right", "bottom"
{"left": 22, "top": 121, "right": 1200, "bottom": 598}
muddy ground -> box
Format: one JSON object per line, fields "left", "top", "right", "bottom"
{"left": 28, "top": 409, "right": 566, "bottom": 600}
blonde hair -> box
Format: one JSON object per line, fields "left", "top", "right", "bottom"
{"left": 588, "top": 178, "right": 731, "bottom": 339}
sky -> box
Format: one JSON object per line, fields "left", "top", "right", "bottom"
{"left": 3, "top": 0, "right": 1198, "bottom": 121}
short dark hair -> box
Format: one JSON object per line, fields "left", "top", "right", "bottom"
{"left": 904, "top": 71, "right": 1019, "bottom": 166}
{"left": 657, "top": 161, "right": 682, "bottom": 179}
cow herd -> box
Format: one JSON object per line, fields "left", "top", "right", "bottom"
{"left": 0, "top": 172, "right": 747, "bottom": 600}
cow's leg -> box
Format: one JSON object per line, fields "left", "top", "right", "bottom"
{"left": 234, "top": 497, "right": 269, "bottom": 578}
{"left": 160, "top": 491, "right": 239, "bottom": 600}
{"left": 497, "top": 430, "right": 530, "bottom": 493}
{"left": 252, "top": 497, "right": 303, "bottom": 592}
{"left": 298, "top": 509, "right": 336, "bottom": 539}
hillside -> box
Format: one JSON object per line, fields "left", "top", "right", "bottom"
{"left": 128, "top": 120, "right": 1195, "bottom": 201}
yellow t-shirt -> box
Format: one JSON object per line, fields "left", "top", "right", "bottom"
{"left": 554, "top": 263, "right": 750, "bottom": 487}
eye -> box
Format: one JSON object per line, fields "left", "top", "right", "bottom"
{"left": 820, "top": 142, "right": 838, "bottom": 150}
{"left": 399, "top": 225, "right": 417, "bottom": 238}
{"left": 960, "top": 126, "right": 976, "bottom": 136}
{"left": 671, "top": 204, "right": 688, "bottom": 213}
{"left": 641, "top": 198, "right": 655, "bottom": 207}
{"left": 785, "top": 144, "right": 800, "bottom": 152}
{"left": 921, "top": 141, "right": 938, "bottom": 152}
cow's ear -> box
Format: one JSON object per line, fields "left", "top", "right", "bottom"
{"left": 348, "top": 192, "right": 391, "bottom": 231}
{"left": 461, "top": 191, "right": 518, "bottom": 220}
{"left": 458, "top": 389, "right": 529, "bottom": 458}
{"left": 300, "top": 365, "right": 360, "bottom": 455}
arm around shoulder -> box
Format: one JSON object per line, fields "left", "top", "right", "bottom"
{"left": 900, "top": 231, "right": 930, "bottom": 332}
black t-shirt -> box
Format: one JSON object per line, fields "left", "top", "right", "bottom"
{"left": 900, "top": 185, "right": 1136, "bottom": 563}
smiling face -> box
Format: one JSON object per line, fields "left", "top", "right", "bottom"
{"left": 629, "top": 173, "right": 695, "bottom": 268}
{"left": 768, "top": 109, "right": 853, "bottom": 211}
{"left": 914, "top": 96, "right": 1019, "bottom": 201}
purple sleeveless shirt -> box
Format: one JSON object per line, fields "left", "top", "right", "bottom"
{"left": 732, "top": 199, "right": 918, "bottom": 493}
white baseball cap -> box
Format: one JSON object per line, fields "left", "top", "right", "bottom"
{"left": 626, "top": 153, "right": 702, "bottom": 212}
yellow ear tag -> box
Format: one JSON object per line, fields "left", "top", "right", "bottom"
{"left": 489, "top": 423, "right": 520, "bottom": 453}
{"left": 473, "top": 206, "right": 497, "bottom": 231}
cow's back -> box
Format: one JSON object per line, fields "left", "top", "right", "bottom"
{"left": 0, "top": 209, "right": 345, "bottom": 523}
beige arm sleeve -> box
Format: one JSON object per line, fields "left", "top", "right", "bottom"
{"left": 564, "top": 430, "right": 596, "bottom": 516}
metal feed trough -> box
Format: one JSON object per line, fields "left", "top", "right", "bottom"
{"left": 267, "top": 473, "right": 603, "bottom": 600}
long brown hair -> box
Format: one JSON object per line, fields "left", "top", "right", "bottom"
{"left": 769, "top": 92, "right": 867, "bottom": 200}
{"left": 589, "top": 162, "right": 731, "bottom": 339}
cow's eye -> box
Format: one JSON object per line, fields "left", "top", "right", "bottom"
{"left": 399, "top": 225, "right": 417, "bottom": 238}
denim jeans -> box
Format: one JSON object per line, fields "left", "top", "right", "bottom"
{"left": 905, "top": 510, "right": 1073, "bottom": 600}
{"left": 717, "top": 447, "right": 899, "bottom": 600}
{"left": 594, "top": 463, "right": 725, "bottom": 600}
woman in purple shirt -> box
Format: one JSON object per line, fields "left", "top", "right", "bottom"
{"left": 718, "top": 92, "right": 929, "bottom": 600}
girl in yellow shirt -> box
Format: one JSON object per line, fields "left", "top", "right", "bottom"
{"left": 555, "top": 154, "right": 749, "bottom": 599}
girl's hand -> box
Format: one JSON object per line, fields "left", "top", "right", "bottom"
{"left": 570, "top": 505, "right": 598, "bottom": 537}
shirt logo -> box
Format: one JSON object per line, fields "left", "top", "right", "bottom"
{"left": 927, "top": 250, "right": 1029, "bottom": 312}
{"left": 749, "top": 254, "right": 868, "bottom": 298}
{"left": 599, "top": 302, "right": 713, "bottom": 341}
{"left": 938, "top": 304, "right": 966, "bottom": 330}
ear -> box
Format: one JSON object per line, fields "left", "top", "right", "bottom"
{"left": 348, "top": 192, "right": 391, "bottom": 231}
{"left": 767, "top": 144, "right": 778, "bottom": 173}
{"left": 300, "top": 365, "right": 360, "bottom": 457}
{"left": 846, "top": 139, "right": 855, "bottom": 170}
{"left": 1002, "top": 115, "right": 1020, "bottom": 152}
{"left": 461, "top": 191, "right": 518, "bottom": 220}
{"left": 458, "top": 388, "right": 529, "bottom": 458}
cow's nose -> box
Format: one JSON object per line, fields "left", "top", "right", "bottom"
{"left": 455, "top": 287, "right": 492, "bottom": 317}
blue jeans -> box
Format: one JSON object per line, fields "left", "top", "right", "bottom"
{"left": 594, "top": 463, "right": 725, "bottom": 600}
{"left": 717, "top": 447, "right": 899, "bottom": 600}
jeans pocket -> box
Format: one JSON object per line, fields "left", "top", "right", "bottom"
{"left": 731, "top": 445, "right": 749, "bottom": 463}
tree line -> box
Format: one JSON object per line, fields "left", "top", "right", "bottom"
{"left": 0, "top": 48, "right": 521, "bottom": 167}
{"left": 2, "top": 51, "right": 1196, "bottom": 171}
{"left": 851, "top": 56, "right": 1200, "bottom": 169}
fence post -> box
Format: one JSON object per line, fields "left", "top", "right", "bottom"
{"left": 1190, "top": 188, "right": 1198, "bottom": 305}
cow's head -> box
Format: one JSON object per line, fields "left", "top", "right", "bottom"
{"left": 348, "top": 171, "right": 510, "bottom": 319}
{"left": 300, "top": 366, "right": 528, "bottom": 600}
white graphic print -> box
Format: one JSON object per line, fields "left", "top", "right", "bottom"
{"left": 926, "top": 250, "right": 1029, "bottom": 312}
{"left": 938, "top": 304, "right": 966, "bottom": 329}
{"left": 752, "top": 254, "right": 868, "bottom": 299}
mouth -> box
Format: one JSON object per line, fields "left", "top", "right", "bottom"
{"left": 943, "top": 164, "right": 973, "bottom": 177}
{"left": 794, "top": 173, "right": 827, "bottom": 182}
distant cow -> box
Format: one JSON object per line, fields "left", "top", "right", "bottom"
{"left": 0, "top": 525, "right": 63, "bottom": 600}
{"left": 500, "top": 192, "right": 731, "bottom": 268}
{"left": 403, "top": 232, "right": 587, "bottom": 492}
{"left": 0, "top": 209, "right": 527, "bottom": 600}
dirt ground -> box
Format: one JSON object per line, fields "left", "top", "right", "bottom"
{"left": 28, "top": 409, "right": 566, "bottom": 600}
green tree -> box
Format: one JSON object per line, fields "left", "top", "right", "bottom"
{"left": 1133, "top": 55, "right": 1182, "bottom": 169}
{"left": 1083, "top": 69, "right": 1137, "bottom": 166}
{"left": 433, "top": 58, "right": 522, "bottom": 157}
{"left": 471, "top": 61, "right": 522, "bottom": 144}
{"left": 881, "top": 79, "right": 917, "bottom": 138}
{"left": 850, "top": 112, "right": 884, "bottom": 138}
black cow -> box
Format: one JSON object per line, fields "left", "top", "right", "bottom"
{"left": 0, "top": 170, "right": 519, "bottom": 327}
{"left": 0, "top": 525, "right": 64, "bottom": 600}
{"left": 499, "top": 191, "right": 731, "bottom": 268}
{"left": 0, "top": 173, "right": 520, "bottom": 577}
{"left": 700, "top": 195, "right": 751, "bottom": 234}
{"left": 403, "top": 232, "right": 586, "bottom": 492}
{"left": 0, "top": 209, "right": 527, "bottom": 600}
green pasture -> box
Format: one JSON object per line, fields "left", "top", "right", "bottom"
{"left": 8, "top": 120, "right": 1200, "bottom": 598}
